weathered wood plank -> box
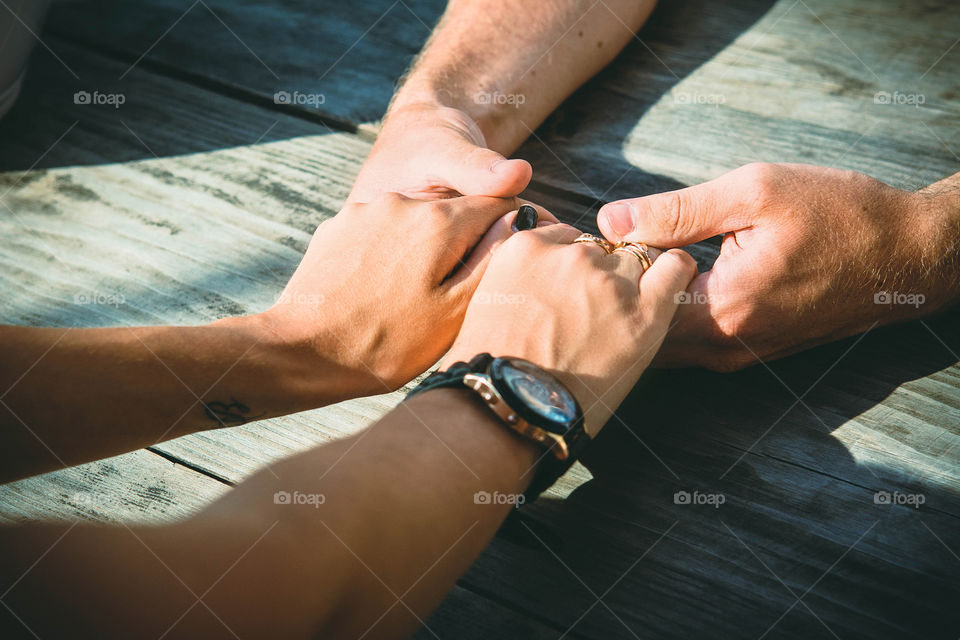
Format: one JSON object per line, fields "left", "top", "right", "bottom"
{"left": 2, "top": 23, "right": 959, "bottom": 639}
{"left": 413, "top": 584, "right": 565, "bottom": 640}
{"left": 0, "top": 449, "right": 228, "bottom": 524}
{"left": 517, "top": 0, "right": 960, "bottom": 200}
{"left": 45, "top": 0, "right": 960, "bottom": 201}
{"left": 467, "top": 454, "right": 960, "bottom": 639}
{"left": 45, "top": 0, "right": 445, "bottom": 127}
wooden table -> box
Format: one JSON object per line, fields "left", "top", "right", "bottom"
{"left": 1, "top": 0, "right": 958, "bottom": 637}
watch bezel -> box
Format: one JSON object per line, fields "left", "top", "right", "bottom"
{"left": 487, "top": 356, "right": 581, "bottom": 436}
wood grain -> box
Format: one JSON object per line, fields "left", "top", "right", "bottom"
{"left": 0, "top": 448, "right": 228, "bottom": 524}
{"left": 46, "top": 0, "right": 960, "bottom": 198}
{"left": 0, "top": 1, "right": 957, "bottom": 637}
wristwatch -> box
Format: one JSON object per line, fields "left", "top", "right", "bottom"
{"left": 406, "top": 353, "right": 590, "bottom": 500}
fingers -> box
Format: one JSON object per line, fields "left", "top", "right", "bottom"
{"left": 603, "top": 243, "right": 662, "bottom": 281}
{"left": 446, "top": 213, "right": 514, "bottom": 287}
{"left": 637, "top": 249, "right": 699, "bottom": 328}
{"left": 597, "top": 167, "right": 760, "bottom": 246}
{"left": 446, "top": 195, "right": 523, "bottom": 239}
{"left": 517, "top": 199, "right": 560, "bottom": 226}
{"left": 446, "top": 140, "right": 532, "bottom": 197}
{"left": 432, "top": 195, "right": 512, "bottom": 260}
{"left": 528, "top": 222, "right": 582, "bottom": 245}
{"left": 445, "top": 207, "right": 567, "bottom": 291}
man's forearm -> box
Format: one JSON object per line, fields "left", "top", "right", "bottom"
{"left": 392, "top": 0, "right": 658, "bottom": 153}
{"left": 0, "top": 316, "right": 342, "bottom": 482}
{"left": 0, "top": 389, "right": 539, "bottom": 638}
{"left": 918, "top": 171, "right": 960, "bottom": 306}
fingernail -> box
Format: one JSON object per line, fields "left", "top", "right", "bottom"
{"left": 600, "top": 203, "right": 635, "bottom": 237}
{"left": 490, "top": 159, "right": 509, "bottom": 174}
{"left": 512, "top": 204, "right": 538, "bottom": 232}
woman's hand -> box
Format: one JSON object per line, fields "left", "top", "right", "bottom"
{"left": 254, "top": 194, "right": 555, "bottom": 399}
{"left": 443, "top": 225, "right": 698, "bottom": 436}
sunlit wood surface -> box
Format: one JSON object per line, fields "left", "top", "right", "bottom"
{"left": 1, "top": 0, "right": 958, "bottom": 637}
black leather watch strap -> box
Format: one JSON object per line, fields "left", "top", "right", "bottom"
{"left": 405, "top": 353, "right": 493, "bottom": 400}
{"left": 405, "top": 353, "right": 586, "bottom": 502}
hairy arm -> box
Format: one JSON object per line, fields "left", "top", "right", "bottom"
{"left": 349, "top": 0, "right": 658, "bottom": 201}
{"left": 394, "top": 0, "right": 659, "bottom": 153}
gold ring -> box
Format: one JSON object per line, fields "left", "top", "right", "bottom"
{"left": 612, "top": 241, "right": 653, "bottom": 272}
{"left": 572, "top": 233, "right": 613, "bottom": 253}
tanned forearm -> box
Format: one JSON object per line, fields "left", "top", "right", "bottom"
{"left": 391, "top": 0, "right": 658, "bottom": 154}
{"left": 0, "top": 316, "right": 344, "bottom": 482}
{"left": 919, "top": 171, "right": 960, "bottom": 302}
{"left": 0, "top": 389, "right": 538, "bottom": 639}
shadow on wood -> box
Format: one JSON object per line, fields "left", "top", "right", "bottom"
{"left": 434, "top": 312, "right": 960, "bottom": 639}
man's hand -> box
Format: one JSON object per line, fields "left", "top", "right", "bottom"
{"left": 598, "top": 163, "right": 960, "bottom": 371}
{"left": 348, "top": 103, "right": 532, "bottom": 202}
{"left": 259, "top": 194, "right": 555, "bottom": 396}
{"left": 347, "top": 0, "right": 658, "bottom": 204}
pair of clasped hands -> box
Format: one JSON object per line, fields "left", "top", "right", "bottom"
{"left": 266, "top": 104, "right": 958, "bottom": 435}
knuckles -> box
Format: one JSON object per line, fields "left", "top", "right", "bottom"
{"left": 706, "top": 306, "right": 751, "bottom": 350}
{"left": 424, "top": 198, "right": 456, "bottom": 225}
{"left": 500, "top": 227, "right": 544, "bottom": 255}
{"left": 371, "top": 192, "right": 409, "bottom": 209}
{"left": 734, "top": 162, "right": 780, "bottom": 210}
{"left": 660, "top": 249, "right": 699, "bottom": 278}
{"left": 697, "top": 303, "right": 769, "bottom": 372}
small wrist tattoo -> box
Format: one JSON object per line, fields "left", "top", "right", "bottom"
{"left": 202, "top": 399, "right": 263, "bottom": 427}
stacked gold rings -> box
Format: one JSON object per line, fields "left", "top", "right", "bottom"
{"left": 612, "top": 241, "right": 653, "bottom": 271}
{"left": 572, "top": 232, "right": 614, "bottom": 253}
{"left": 572, "top": 233, "right": 653, "bottom": 272}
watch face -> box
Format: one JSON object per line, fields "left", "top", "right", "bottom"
{"left": 493, "top": 358, "right": 579, "bottom": 429}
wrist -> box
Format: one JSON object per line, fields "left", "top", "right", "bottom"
{"left": 210, "top": 312, "right": 359, "bottom": 410}
{"left": 409, "top": 388, "right": 541, "bottom": 480}
{"left": 387, "top": 87, "right": 520, "bottom": 155}
{"left": 444, "top": 349, "right": 603, "bottom": 436}
{"left": 913, "top": 178, "right": 960, "bottom": 310}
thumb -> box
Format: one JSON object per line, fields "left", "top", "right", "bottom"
{"left": 597, "top": 172, "right": 755, "bottom": 246}
{"left": 445, "top": 140, "right": 532, "bottom": 198}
